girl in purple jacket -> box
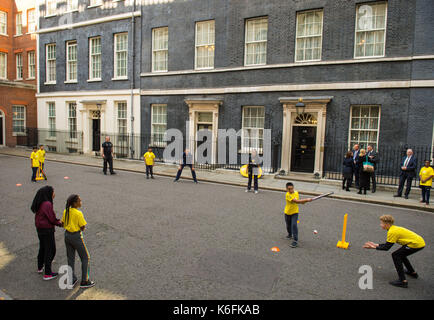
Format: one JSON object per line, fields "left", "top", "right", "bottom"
{"left": 31, "top": 186, "right": 63, "bottom": 280}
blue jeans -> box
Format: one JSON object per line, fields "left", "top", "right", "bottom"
{"left": 31, "top": 167, "right": 38, "bottom": 181}
{"left": 284, "top": 213, "right": 299, "bottom": 242}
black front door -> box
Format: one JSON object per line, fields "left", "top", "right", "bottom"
{"left": 92, "top": 119, "right": 100, "bottom": 152}
{"left": 291, "top": 126, "right": 316, "bottom": 173}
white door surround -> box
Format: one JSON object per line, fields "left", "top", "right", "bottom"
{"left": 185, "top": 99, "right": 222, "bottom": 164}
{"left": 280, "top": 96, "right": 333, "bottom": 176}
{"left": 78, "top": 100, "right": 107, "bottom": 154}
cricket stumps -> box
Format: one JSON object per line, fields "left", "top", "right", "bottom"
{"left": 337, "top": 213, "right": 349, "bottom": 249}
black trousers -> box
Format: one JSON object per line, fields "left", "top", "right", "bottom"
{"left": 175, "top": 164, "right": 197, "bottom": 182}
{"left": 247, "top": 173, "right": 258, "bottom": 191}
{"left": 370, "top": 172, "right": 376, "bottom": 191}
{"left": 146, "top": 165, "right": 154, "bottom": 177}
{"left": 37, "top": 228, "right": 56, "bottom": 275}
{"left": 64, "top": 231, "right": 90, "bottom": 283}
{"left": 397, "top": 172, "right": 414, "bottom": 196}
{"left": 103, "top": 156, "right": 114, "bottom": 173}
{"left": 343, "top": 177, "right": 352, "bottom": 189}
{"left": 354, "top": 167, "right": 360, "bottom": 187}
{"left": 392, "top": 246, "right": 424, "bottom": 281}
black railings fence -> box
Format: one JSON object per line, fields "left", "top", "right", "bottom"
{"left": 323, "top": 144, "right": 433, "bottom": 186}
{"left": 26, "top": 128, "right": 281, "bottom": 174}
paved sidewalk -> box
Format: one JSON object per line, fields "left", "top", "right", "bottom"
{"left": 1, "top": 147, "right": 432, "bottom": 213}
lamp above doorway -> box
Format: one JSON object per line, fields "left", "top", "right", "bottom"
{"left": 295, "top": 98, "right": 305, "bottom": 115}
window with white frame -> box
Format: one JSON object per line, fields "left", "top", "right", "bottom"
{"left": 195, "top": 20, "right": 215, "bottom": 70}
{"left": 152, "top": 27, "right": 168, "bottom": 72}
{"left": 0, "top": 10, "right": 7, "bottom": 35}
{"left": 242, "top": 106, "right": 265, "bottom": 153}
{"left": 151, "top": 104, "right": 167, "bottom": 146}
{"left": 28, "top": 51, "right": 36, "bottom": 79}
{"left": 48, "top": 102, "right": 56, "bottom": 138}
{"left": 12, "top": 105, "right": 26, "bottom": 134}
{"left": 66, "top": 41, "right": 77, "bottom": 81}
{"left": 89, "top": 37, "right": 101, "bottom": 80}
{"left": 355, "top": 2, "right": 387, "bottom": 58}
{"left": 46, "top": 0, "right": 57, "bottom": 16}
{"left": 0, "top": 52, "right": 7, "bottom": 79}
{"left": 295, "top": 10, "right": 323, "bottom": 62}
{"left": 89, "top": 0, "right": 102, "bottom": 6}
{"left": 67, "top": 0, "right": 79, "bottom": 11}
{"left": 46, "top": 44, "right": 56, "bottom": 83}
{"left": 68, "top": 102, "right": 77, "bottom": 139}
{"left": 16, "top": 53, "right": 23, "bottom": 80}
{"left": 15, "top": 13, "right": 22, "bottom": 35}
{"left": 349, "top": 105, "right": 380, "bottom": 150}
{"left": 28, "top": 9, "right": 36, "bottom": 33}
{"left": 114, "top": 33, "right": 128, "bottom": 78}
{"left": 117, "top": 102, "right": 127, "bottom": 142}
{"left": 245, "top": 17, "right": 268, "bottom": 66}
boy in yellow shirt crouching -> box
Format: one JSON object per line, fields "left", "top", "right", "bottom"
{"left": 364, "top": 215, "right": 425, "bottom": 288}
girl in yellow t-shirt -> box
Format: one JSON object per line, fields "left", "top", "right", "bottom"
{"left": 419, "top": 160, "right": 434, "bottom": 205}
{"left": 61, "top": 194, "right": 95, "bottom": 289}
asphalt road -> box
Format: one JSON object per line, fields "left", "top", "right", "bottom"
{"left": 0, "top": 154, "right": 433, "bottom": 300}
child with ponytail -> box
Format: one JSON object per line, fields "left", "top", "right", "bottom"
{"left": 61, "top": 194, "right": 95, "bottom": 289}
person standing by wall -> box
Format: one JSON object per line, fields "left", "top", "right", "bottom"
{"left": 342, "top": 151, "right": 355, "bottom": 191}
{"left": 143, "top": 147, "right": 156, "bottom": 179}
{"left": 101, "top": 136, "right": 116, "bottom": 175}
{"left": 366, "top": 144, "right": 379, "bottom": 193}
{"left": 394, "top": 149, "right": 417, "bottom": 199}
{"left": 246, "top": 149, "right": 260, "bottom": 194}
{"left": 174, "top": 149, "right": 198, "bottom": 183}
{"left": 31, "top": 186, "right": 63, "bottom": 280}
{"left": 357, "top": 149, "right": 370, "bottom": 195}
{"left": 352, "top": 144, "right": 360, "bottom": 188}
{"left": 419, "top": 160, "right": 434, "bottom": 206}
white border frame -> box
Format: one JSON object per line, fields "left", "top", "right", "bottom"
{"left": 194, "top": 20, "right": 215, "bottom": 71}
{"left": 294, "top": 9, "right": 324, "bottom": 63}
{"left": 66, "top": 40, "right": 77, "bottom": 82}
{"left": 15, "top": 52, "right": 23, "bottom": 80}
{"left": 27, "top": 50, "right": 36, "bottom": 80}
{"left": 12, "top": 105, "right": 26, "bottom": 136}
{"left": 151, "top": 27, "right": 169, "bottom": 73}
{"left": 0, "top": 10, "right": 8, "bottom": 36}
{"left": 45, "top": 43, "right": 56, "bottom": 84}
{"left": 89, "top": 36, "right": 102, "bottom": 81}
{"left": 241, "top": 106, "right": 265, "bottom": 153}
{"left": 0, "top": 52, "right": 7, "bottom": 80}
{"left": 244, "top": 17, "right": 268, "bottom": 67}
{"left": 113, "top": 32, "right": 128, "bottom": 79}
{"left": 353, "top": 1, "right": 388, "bottom": 59}
{"left": 347, "top": 104, "right": 381, "bottom": 149}
{"left": 150, "top": 104, "right": 167, "bottom": 147}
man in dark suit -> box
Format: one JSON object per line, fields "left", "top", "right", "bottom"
{"left": 352, "top": 144, "right": 360, "bottom": 188}
{"left": 367, "top": 144, "right": 379, "bottom": 193}
{"left": 394, "top": 149, "right": 417, "bottom": 199}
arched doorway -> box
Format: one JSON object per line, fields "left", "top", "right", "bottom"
{"left": 0, "top": 110, "right": 5, "bottom": 146}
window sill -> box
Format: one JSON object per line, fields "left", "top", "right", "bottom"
{"left": 65, "top": 139, "right": 78, "bottom": 144}
{"left": 112, "top": 77, "right": 128, "bottom": 81}
{"left": 295, "top": 59, "right": 322, "bottom": 63}
{"left": 151, "top": 70, "right": 168, "bottom": 73}
{"left": 45, "top": 137, "right": 57, "bottom": 142}
{"left": 44, "top": 81, "right": 56, "bottom": 85}
{"left": 194, "top": 67, "right": 214, "bottom": 71}
{"left": 87, "top": 5, "right": 102, "bottom": 9}
{"left": 354, "top": 55, "right": 385, "bottom": 60}
{"left": 244, "top": 63, "right": 266, "bottom": 67}
{"left": 44, "top": 14, "right": 57, "bottom": 18}
{"left": 0, "top": 33, "right": 9, "bottom": 37}
{"left": 87, "top": 78, "right": 102, "bottom": 82}
{"left": 26, "top": 77, "right": 35, "bottom": 80}
{"left": 14, "top": 34, "right": 23, "bottom": 37}
{"left": 12, "top": 133, "right": 27, "bottom": 137}
{"left": 64, "top": 80, "right": 78, "bottom": 84}
{"left": 14, "top": 79, "right": 23, "bottom": 82}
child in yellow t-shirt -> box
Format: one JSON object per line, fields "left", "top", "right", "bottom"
{"left": 284, "top": 182, "right": 312, "bottom": 248}
{"left": 61, "top": 194, "right": 95, "bottom": 289}
{"left": 30, "top": 146, "right": 39, "bottom": 182}
{"left": 143, "top": 147, "right": 156, "bottom": 179}
{"left": 37, "top": 145, "right": 47, "bottom": 180}
{"left": 419, "top": 160, "right": 434, "bottom": 205}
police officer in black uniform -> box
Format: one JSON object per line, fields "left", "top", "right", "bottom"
{"left": 101, "top": 136, "right": 116, "bottom": 175}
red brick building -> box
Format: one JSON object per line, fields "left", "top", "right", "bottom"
{"left": 0, "top": 0, "right": 37, "bottom": 147}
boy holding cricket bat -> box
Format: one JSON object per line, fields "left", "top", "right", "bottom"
{"left": 284, "top": 182, "right": 312, "bottom": 248}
